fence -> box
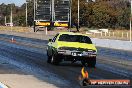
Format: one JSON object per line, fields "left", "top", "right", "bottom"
{"left": 86, "top": 29, "right": 131, "bottom": 41}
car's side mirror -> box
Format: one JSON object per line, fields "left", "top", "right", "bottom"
{"left": 49, "top": 39, "right": 52, "bottom": 42}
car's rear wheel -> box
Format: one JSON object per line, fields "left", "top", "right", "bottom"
{"left": 81, "top": 57, "right": 96, "bottom": 67}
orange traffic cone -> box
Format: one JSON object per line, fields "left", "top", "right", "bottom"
{"left": 10, "top": 37, "right": 16, "bottom": 43}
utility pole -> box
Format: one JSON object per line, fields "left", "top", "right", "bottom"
{"left": 130, "top": 0, "right": 132, "bottom": 42}
{"left": 5, "top": 16, "right": 6, "bottom": 26}
{"left": 78, "top": 0, "right": 80, "bottom": 32}
{"left": 34, "top": 0, "right": 36, "bottom": 21}
{"left": 26, "top": 0, "right": 32, "bottom": 26}
{"left": 34, "top": 0, "right": 36, "bottom": 32}
{"left": 52, "top": 0, "right": 54, "bottom": 22}
{"left": 26, "top": 1, "right": 28, "bottom": 26}
{"left": 10, "top": 5, "right": 13, "bottom": 27}
{"left": 10, "top": 4, "right": 15, "bottom": 42}
{"left": 70, "top": 0, "right": 72, "bottom": 28}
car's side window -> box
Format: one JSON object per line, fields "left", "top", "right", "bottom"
{"left": 52, "top": 33, "right": 59, "bottom": 42}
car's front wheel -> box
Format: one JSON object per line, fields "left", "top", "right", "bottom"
{"left": 47, "top": 50, "right": 52, "bottom": 63}
{"left": 47, "top": 55, "right": 52, "bottom": 63}
{"left": 51, "top": 54, "right": 60, "bottom": 65}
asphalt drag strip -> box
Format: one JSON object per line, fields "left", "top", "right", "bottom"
{"left": 0, "top": 34, "right": 131, "bottom": 88}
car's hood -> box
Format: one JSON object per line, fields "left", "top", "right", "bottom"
{"left": 57, "top": 41, "right": 97, "bottom": 51}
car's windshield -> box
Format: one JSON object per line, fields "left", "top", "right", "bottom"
{"left": 58, "top": 34, "right": 92, "bottom": 44}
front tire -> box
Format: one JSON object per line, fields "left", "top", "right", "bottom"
{"left": 47, "top": 50, "right": 52, "bottom": 63}
{"left": 51, "top": 54, "right": 60, "bottom": 65}
{"left": 47, "top": 56, "right": 52, "bottom": 63}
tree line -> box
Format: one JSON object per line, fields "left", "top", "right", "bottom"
{"left": 0, "top": 0, "right": 130, "bottom": 30}
{"left": 0, "top": 2, "right": 34, "bottom": 26}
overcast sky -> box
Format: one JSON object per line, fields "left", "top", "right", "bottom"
{"left": 0, "top": 0, "right": 25, "bottom": 6}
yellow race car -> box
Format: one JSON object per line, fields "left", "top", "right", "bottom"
{"left": 47, "top": 32, "right": 97, "bottom": 67}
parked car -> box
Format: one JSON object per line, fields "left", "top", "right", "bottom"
{"left": 47, "top": 32, "right": 97, "bottom": 67}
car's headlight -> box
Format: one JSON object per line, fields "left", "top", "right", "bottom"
{"left": 58, "top": 47, "right": 63, "bottom": 50}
